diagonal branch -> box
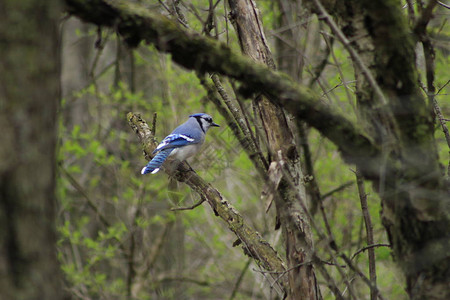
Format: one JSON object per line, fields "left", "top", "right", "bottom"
{"left": 127, "top": 112, "right": 288, "bottom": 295}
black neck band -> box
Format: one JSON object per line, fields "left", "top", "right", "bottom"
{"left": 195, "top": 117, "right": 206, "bottom": 133}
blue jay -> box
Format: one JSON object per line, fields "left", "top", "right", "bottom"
{"left": 141, "top": 113, "right": 220, "bottom": 174}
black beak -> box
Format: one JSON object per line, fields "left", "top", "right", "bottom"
{"left": 211, "top": 122, "right": 220, "bottom": 127}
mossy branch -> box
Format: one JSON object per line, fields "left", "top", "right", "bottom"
{"left": 127, "top": 112, "right": 288, "bottom": 294}
{"left": 66, "top": 0, "right": 383, "bottom": 179}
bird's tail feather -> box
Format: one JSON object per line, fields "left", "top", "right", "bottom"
{"left": 141, "top": 148, "right": 174, "bottom": 175}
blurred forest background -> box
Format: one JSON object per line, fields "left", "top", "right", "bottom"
{"left": 1, "top": 0, "right": 449, "bottom": 300}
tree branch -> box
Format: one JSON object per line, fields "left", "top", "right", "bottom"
{"left": 65, "top": 0, "right": 383, "bottom": 180}
{"left": 355, "top": 168, "right": 378, "bottom": 300}
{"left": 127, "top": 112, "right": 288, "bottom": 295}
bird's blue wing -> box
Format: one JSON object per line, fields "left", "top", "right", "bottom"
{"left": 152, "top": 134, "right": 196, "bottom": 154}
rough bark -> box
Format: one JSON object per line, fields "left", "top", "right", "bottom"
{"left": 307, "top": 1, "right": 450, "bottom": 298}
{"left": 0, "top": 0, "right": 65, "bottom": 299}
{"left": 228, "top": 1, "right": 319, "bottom": 299}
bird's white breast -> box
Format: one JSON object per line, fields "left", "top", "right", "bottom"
{"left": 169, "top": 144, "right": 202, "bottom": 162}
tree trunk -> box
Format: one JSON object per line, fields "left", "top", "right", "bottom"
{"left": 228, "top": 1, "right": 319, "bottom": 299}
{"left": 306, "top": 1, "right": 450, "bottom": 298}
{"left": 0, "top": 1, "right": 65, "bottom": 299}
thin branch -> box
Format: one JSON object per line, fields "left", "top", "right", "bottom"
{"left": 228, "top": 258, "right": 251, "bottom": 300}
{"left": 126, "top": 210, "right": 138, "bottom": 300}
{"left": 150, "top": 112, "right": 157, "bottom": 136}
{"left": 140, "top": 220, "right": 174, "bottom": 280}
{"left": 414, "top": 1, "right": 450, "bottom": 175}
{"left": 127, "top": 50, "right": 135, "bottom": 94}
{"left": 156, "top": 276, "right": 210, "bottom": 286}
{"left": 322, "top": 32, "right": 355, "bottom": 111}
{"left": 172, "top": 0, "right": 189, "bottom": 28}
{"left": 89, "top": 27, "right": 111, "bottom": 83}
{"left": 158, "top": 0, "right": 189, "bottom": 28}
{"left": 113, "top": 33, "right": 121, "bottom": 89}
{"left": 59, "top": 164, "right": 134, "bottom": 268}
{"left": 299, "top": 123, "right": 322, "bottom": 215}
{"left": 405, "top": 0, "right": 416, "bottom": 23}
{"left": 339, "top": 253, "right": 387, "bottom": 300}
{"left": 437, "top": 1, "right": 450, "bottom": 9}
{"left": 199, "top": 76, "right": 268, "bottom": 173}
{"left": 59, "top": 164, "right": 111, "bottom": 228}
{"left": 210, "top": 74, "right": 268, "bottom": 171}
{"left": 355, "top": 168, "right": 378, "bottom": 300}
{"left": 170, "top": 197, "right": 205, "bottom": 211}
{"left": 321, "top": 181, "right": 354, "bottom": 199}
{"left": 432, "top": 98, "right": 450, "bottom": 176}
{"left": 351, "top": 243, "right": 391, "bottom": 260}
{"left": 230, "top": 80, "right": 264, "bottom": 152}
{"left": 437, "top": 79, "right": 450, "bottom": 95}
{"left": 308, "top": 29, "right": 333, "bottom": 87}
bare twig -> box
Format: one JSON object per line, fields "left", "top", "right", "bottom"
{"left": 211, "top": 75, "right": 248, "bottom": 139}
{"left": 308, "top": 28, "right": 333, "bottom": 87}
{"left": 59, "top": 164, "right": 111, "bottom": 228}
{"left": 298, "top": 123, "right": 322, "bottom": 215}
{"left": 322, "top": 32, "right": 356, "bottom": 111}
{"left": 433, "top": 98, "right": 450, "bottom": 176}
{"left": 230, "top": 80, "right": 265, "bottom": 153}
{"left": 150, "top": 112, "right": 157, "bottom": 135}
{"left": 156, "top": 276, "right": 210, "bottom": 286}
{"left": 89, "top": 28, "right": 111, "bottom": 83}
{"left": 210, "top": 74, "right": 265, "bottom": 169}
{"left": 228, "top": 258, "right": 251, "bottom": 300}
{"left": 113, "top": 33, "right": 121, "bottom": 89}
{"left": 405, "top": 0, "right": 416, "bottom": 23}
{"left": 199, "top": 76, "right": 268, "bottom": 173}
{"left": 172, "top": 0, "right": 189, "bottom": 28}
{"left": 158, "top": 0, "right": 189, "bottom": 28}
{"left": 437, "top": 79, "right": 450, "bottom": 95}
{"left": 140, "top": 221, "right": 174, "bottom": 279}
{"left": 437, "top": 1, "right": 450, "bottom": 9}
{"left": 414, "top": 1, "right": 450, "bottom": 175}
{"left": 351, "top": 243, "right": 391, "bottom": 260}
{"left": 339, "top": 254, "right": 387, "bottom": 300}
{"left": 128, "top": 48, "right": 136, "bottom": 93}
{"left": 126, "top": 210, "right": 138, "bottom": 300}
{"left": 59, "top": 164, "right": 134, "bottom": 273}
{"left": 355, "top": 168, "right": 378, "bottom": 300}
{"left": 321, "top": 181, "right": 354, "bottom": 199}
{"left": 170, "top": 197, "right": 205, "bottom": 211}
